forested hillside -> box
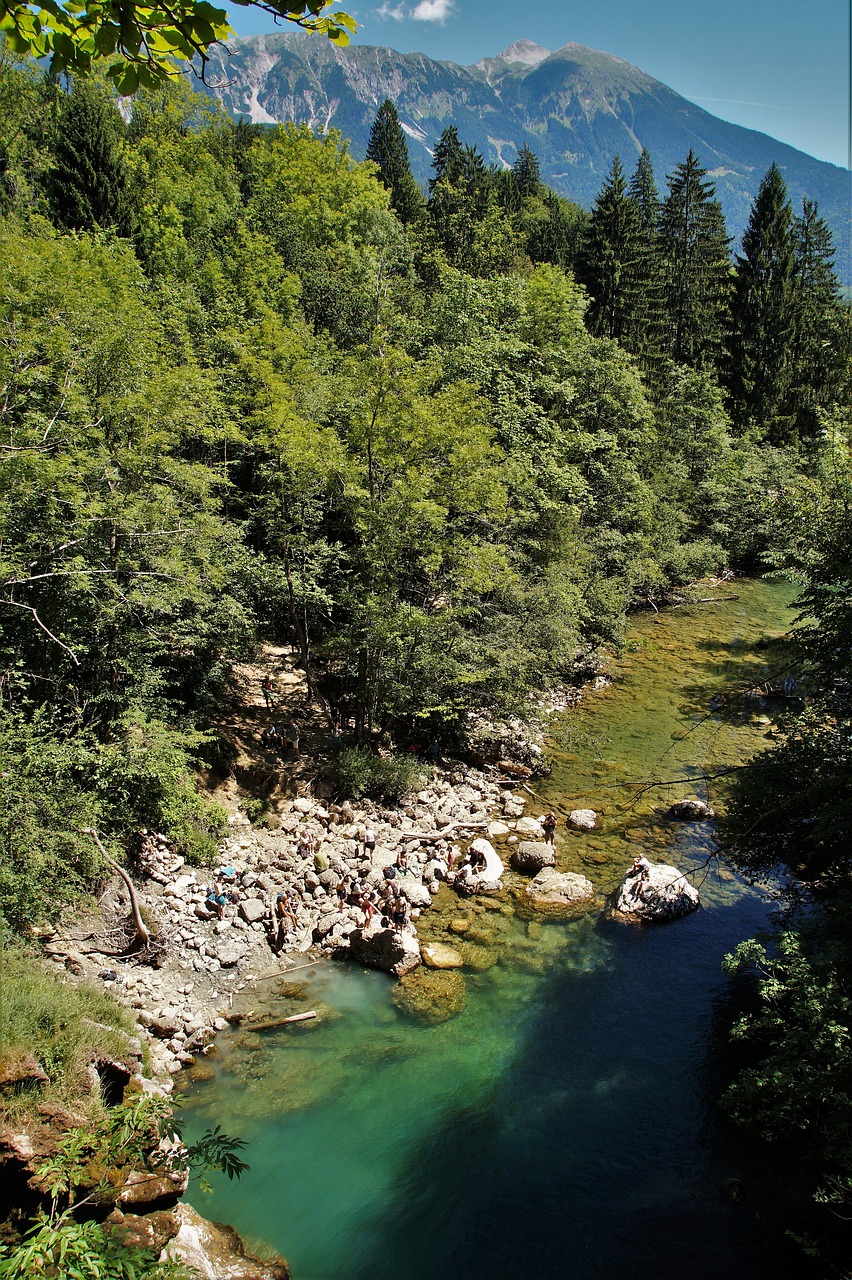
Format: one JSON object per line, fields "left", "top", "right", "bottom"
{"left": 0, "top": 55, "right": 849, "bottom": 922}
{"left": 1, "top": 50, "right": 852, "bottom": 1271}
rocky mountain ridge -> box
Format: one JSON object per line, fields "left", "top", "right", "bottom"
{"left": 200, "top": 32, "right": 851, "bottom": 278}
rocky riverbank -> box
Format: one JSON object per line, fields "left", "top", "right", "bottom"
{"left": 38, "top": 764, "right": 559, "bottom": 1084}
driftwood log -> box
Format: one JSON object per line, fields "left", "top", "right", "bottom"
{"left": 399, "top": 818, "right": 490, "bottom": 845}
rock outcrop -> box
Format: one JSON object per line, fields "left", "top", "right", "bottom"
{"left": 161, "top": 1203, "right": 291, "bottom": 1279}
{"left": 668, "top": 798, "right": 715, "bottom": 821}
{"left": 614, "top": 861, "right": 700, "bottom": 922}
{"left": 523, "top": 868, "right": 595, "bottom": 915}
{"left": 349, "top": 926, "right": 421, "bottom": 976}
{"left": 510, "top": 841, "right": 555, "bottom": 874}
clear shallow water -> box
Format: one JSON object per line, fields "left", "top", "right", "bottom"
{"left": 181, "top": 580, "right": 804, "bottom": 1280}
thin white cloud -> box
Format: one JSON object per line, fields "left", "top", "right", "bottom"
{"left": 411, "top": 0, "right": 454, "bottom": 21}
{"left": 375, "top": 0, "right": 406, "bottom": 17}
{"left": 688, "top": 95, "right": 798, "bottom": 112}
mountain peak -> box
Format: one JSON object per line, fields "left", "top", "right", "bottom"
{"left": 496, "top": 39, "right": 551, "bottom": 67}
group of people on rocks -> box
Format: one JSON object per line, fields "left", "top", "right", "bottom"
{"left": 260, "top": 719, "right": 301, "bottom": 758}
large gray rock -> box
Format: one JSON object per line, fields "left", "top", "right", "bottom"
{"left": 568, "top": 809, "right": 597, "bottom": 830}
{"left": 349, "top": 926, "right": 421, "bottom": 977}
{"left": 668, "top": 797, "right": 715, "bottom": 821}
{"left": 614, "top": 861, "right": 700, "bottom": 922}
{"left": 238, "top": 899, "right": 267, "bottom": 925}
{"left": 400, "top": 880, "right": 432, "bottom": 909}
{"left": 511, "top": 841, "right": 556, "bottom": 874}
{"left": 514, "top": 816, "right": 544, "bottom": 837}
{"left": 524, "top": 868, "right": 595, "bottom": 914}
{"left": 212, "top": 938, "right": 248, "bottom": 968}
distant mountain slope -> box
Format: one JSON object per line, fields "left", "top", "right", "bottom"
{"left": 201, "top": 32, "right": 851, "bottom": 281}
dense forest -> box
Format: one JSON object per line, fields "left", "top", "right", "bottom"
{"left": 1, "top": 42, "right": 851, "bottom": 1275}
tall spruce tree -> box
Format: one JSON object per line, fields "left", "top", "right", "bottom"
{"left": 728, "top": 164, "right": 797, "bottom": 438}
{"left": 658, "top": 150, "right": 731, "bottom": 369}
{"left": 365, "top": 99, "right": 423, "bottom": 225}
{"left": 428, "top": 125, "right": 464, "bottom": 193}
{"left": 577, "top": 155, "right": 642, "bottom": 342}
{"left": 512, "top": 145, "right": 541, "bottom": 199}
{"left": 624, "top": 149, "right": 665, "bottom": 365}
{"left": 49, "top": 80, "right": 132, "bottom": 233}
{"left": 787, "top": 198, "right": 845, "bottom": 437}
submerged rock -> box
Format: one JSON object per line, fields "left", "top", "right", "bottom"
{"left": 421, "top": 942, "right": 464, "bottom": 969}
{"left": 510, "top": 841, "right": 555, "bottom": 874}
{"left": 614, "top": 860, "right": 700, "bottom": 922}
{"left": 349, "top": 926, "right": 421, "bottom": 977}
{"left": 668, "top": 798, "right": 715, "bottom": 821}
{"left": 392, "top": 968, "right": 466, "bottom": 1024}
{"left": 523, "top": 868, "right": 595, "bottom": 916}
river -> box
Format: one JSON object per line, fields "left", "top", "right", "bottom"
{"left": 180, "top": 577, "right": 804, "bottom": 1280}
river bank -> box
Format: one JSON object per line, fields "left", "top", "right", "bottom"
{"left": 177, "top": 576, "right": 806, "bottom": 1280}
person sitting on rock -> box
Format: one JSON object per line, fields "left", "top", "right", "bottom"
{"left": 628, "top": 854, "right": 651, "bottom": 893}
{"left": 296, "top": 830, "right": 314, "bottom": 861}
{"left": 542, "top": 813, "right": 557, "bottom": 845}
{"left": 395, "top": 851, "right": 413, "bottom": 876}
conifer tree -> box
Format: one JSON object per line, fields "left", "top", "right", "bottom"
{"left": 629, "top": 148, "right": 659, "bottom": 235}
{"left": 728, "top": 163, "right": 797, "bottom": 438}
{"left": 512, "top": 145, "right": 541, "bottom": 199}
{"left": 577, "top": 155, "right": 642, "bottom": 342}
{"left": 429, "top": 125, "right": 464, "bottom": 193}
{"left": 365, "top": 98, "right": 423, "bottom": 225}
{"left": 49, "top": 81, "right": 133, "bottom": 234}
{"left": 787, "top": 198, "right": 845, "bottom": 436}
{"left": 625, "top": 148, "right": 665, "bottom": 366}
{"left": 658, "top": 150, "right": 731, "bottom": 369}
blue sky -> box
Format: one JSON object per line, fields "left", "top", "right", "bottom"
{"left": 229, "top": 0, "right": 850, "bottom": 170}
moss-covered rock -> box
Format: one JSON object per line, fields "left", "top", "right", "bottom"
{"left": 392, "top": 969, "right": 466, "bottom": 1025}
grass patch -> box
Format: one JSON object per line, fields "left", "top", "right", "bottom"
{"left": 0, "top": 945, "right": 139, "bottom": 1124}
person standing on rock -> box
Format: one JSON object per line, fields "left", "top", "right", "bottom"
{"left": 362, "top": 825, "right": 376, "bottom": 859}
{"left": 542, "top": 813, "right": 557, "bottom": 845}
{"left": 628, "top": 854, "right": 651, "bottom": 895}
{"left": 285, "top": 719, "right": 301, "bottom": 758}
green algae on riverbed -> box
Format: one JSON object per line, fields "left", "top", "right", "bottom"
{"left": 180, "top": 578, "right": 803, "bottom": 1280}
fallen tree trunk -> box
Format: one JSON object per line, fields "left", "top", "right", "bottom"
{"left": 83, "top": 827, "right": 151, "bottom": 947}
{"left": 399, "top": 819, "right": 489, "bottom": 844}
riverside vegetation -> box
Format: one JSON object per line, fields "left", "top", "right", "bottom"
{"left": 0, "top": 41, "right": 851, "bottom": 1276}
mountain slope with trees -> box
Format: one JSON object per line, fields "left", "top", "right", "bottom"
{"left": 197, "top": 32, "right": 852, "bottom": 283}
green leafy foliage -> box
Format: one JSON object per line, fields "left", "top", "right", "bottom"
{"left": 0, "top": 0, "right": 356, "bottom": 92}
{"left": 331, "top": 747, "right": 429, "bottom": 801}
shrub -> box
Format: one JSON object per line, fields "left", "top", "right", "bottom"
{"left": 331, "top": 748, "right": 428, "bottom": 801}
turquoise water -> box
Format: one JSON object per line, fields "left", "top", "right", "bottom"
{"left": 181, "top": 580, "right": 804, "bottom": 1280}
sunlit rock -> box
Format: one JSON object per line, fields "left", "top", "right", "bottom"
{"left": 614, "top": 860, "right": 700, "bottom": 922}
